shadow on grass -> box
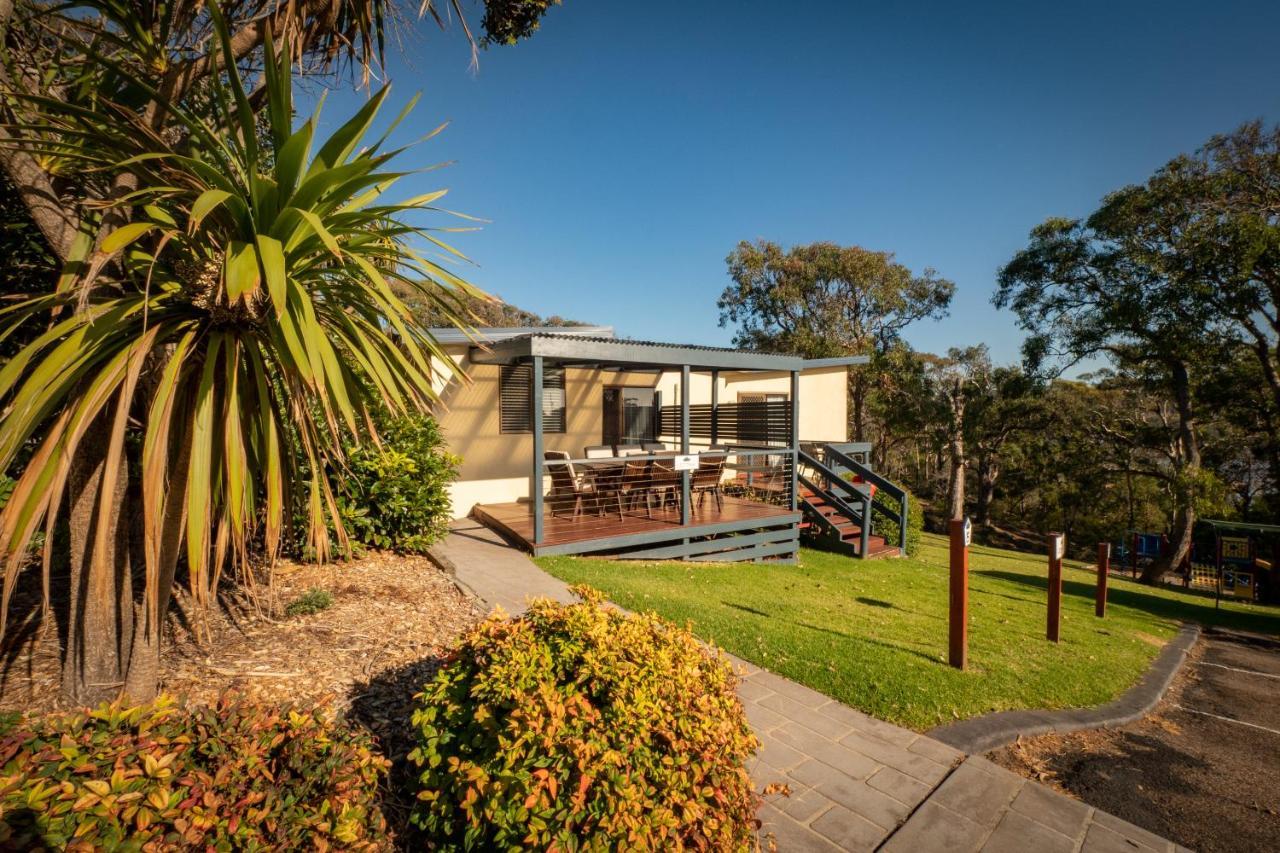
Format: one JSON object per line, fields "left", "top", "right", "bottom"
{"left": 980, "top": 571, "right": 1280, "bottom": 636}
{"left": 723, "top": 601, "right": 770, "bottom": 617}
{"left": 788, "top": 619, "right": 941, "bottom": 665}
{"left": 855, "top": 597, "right": 894, "bottom": 609}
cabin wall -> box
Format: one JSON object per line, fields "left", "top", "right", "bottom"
{"left": 432, "top": 348, "right": 658, "bottom": 517}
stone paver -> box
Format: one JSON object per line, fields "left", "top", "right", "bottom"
{"left": 430, "top": 519, "right": 575, "bottom": 613}
{"left": 880, "top": 749, "right": 1182, "bottom": 853}
{"left": 439, "top": 519, "right": 1181, "bottom": 852}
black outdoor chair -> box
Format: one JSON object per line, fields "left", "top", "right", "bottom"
{"left": 691, "top": 453, "right": 726, "bottom": 513}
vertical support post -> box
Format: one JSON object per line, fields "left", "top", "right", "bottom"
{"left": 899, "top": 492, "right": 910, "bottom": 554}
{"left": 1130, "top": 532, "right": 1139, "bottom": 578}
{"left": 680, "top": 364, "right": 691, "bottom": 526}
{"left": 860, "top": 495, "right": 871, "bottom": 556}
{"left": 1095, "top": 542, "right": 1110, "bottom": 618}
{"left": 1047, "top": 533, "right": 1064, "bottom": 643}
{"left": 1215, "top": 532, "right": 1223, "bottom": 610}
{"left": 531, "top": 356, "right": 544, "bottom": 546}
{"left": 949, "top": 518, "right": 969, "bottom": 670}
{"left": 789, "top": 370, "right": 800, "bottom": 512}
{"left": 710, "top": 369, "right": 719, "bottom": 447}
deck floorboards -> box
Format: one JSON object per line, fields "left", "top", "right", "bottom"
{"left": 473, "top": 496, "right": 797, "bottom": 553}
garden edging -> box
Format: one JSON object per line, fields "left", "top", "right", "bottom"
{"left": 925, "top": 623, "right": 1201, "bottom": 754}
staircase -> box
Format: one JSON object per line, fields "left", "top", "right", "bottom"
{"left": 796, "top": 444, "right": 907, "bottom": 559}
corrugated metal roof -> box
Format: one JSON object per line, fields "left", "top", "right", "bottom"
{"left": 515, "top": 333, "right": 758, "bottom": 353}
{"left": 470, "top": 332, "right": 811, "bottom": 371}
{"left": 426, "top": 326, "right": 615, "bottom": 345}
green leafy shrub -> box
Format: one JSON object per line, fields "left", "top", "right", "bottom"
{"left": 408, "top": 586, "right": 760, "bottom": 850}
{"left": 873, "top": 489, "right": 923, "bottom": 555}
{"left": 0, "top": 695, "right": 390, "bottom": 851}
{"left": 285, "top": 587, "right": 335, "bottom": 617}
{"left": 333, "top": 413, "right": 459, "bottom": 555}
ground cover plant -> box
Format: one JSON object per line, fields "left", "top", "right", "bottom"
{"left": 408, "top": 586, "right": 759, "bottom": 850}
{"left": 539, "top": 535, "right": 1280, "bottom": 730}
{"left": 0, "top": 695, "right": 389, "bottom": 850}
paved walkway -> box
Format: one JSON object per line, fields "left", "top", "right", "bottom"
{"left": 432, "top": 520, "right": 1183, "bottom": 852}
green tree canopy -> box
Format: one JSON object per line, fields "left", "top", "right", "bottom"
{"left": 718, "top": 240, "right": 954, "bottom": 358}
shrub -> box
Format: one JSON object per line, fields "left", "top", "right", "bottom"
{"left": 335, "top": 413, "right": 459, "bottom": 554}
{"left": 0, "top": 695, "right": 390, "bottom": 851}
{"left": 408, "top": 586, "right": 760, "bottom": 850}
{"left": 874, "top": 489, "right": 924, "bottom": 555}
{"left": 285, "top": 587, "right": 335, "bottom": 617}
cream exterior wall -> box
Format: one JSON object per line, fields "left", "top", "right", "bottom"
{"left": 432, "top": 347, "right": 849, "bottom": 518}
{"left": 432, "top": 346, "right": 660, "bottom": 517}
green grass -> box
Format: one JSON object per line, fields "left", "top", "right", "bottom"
{"left": 537, "top": 534, "right": 1280, "bottom": 731}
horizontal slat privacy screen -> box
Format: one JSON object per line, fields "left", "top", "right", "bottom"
{"left": 500, "top": 364, "right": 566, "bottom": 433}
{"left": 658, "top": 400, "right": 793, "bottom": 445}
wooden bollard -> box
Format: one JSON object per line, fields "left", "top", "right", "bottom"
{"left": 949, "top": 518, "right": 971, "bottom": 670}
{"left": 1095, "top": 542, "right": 1110, "bottom": 617}
{"left": 1047, "top": 533, "right": 1064, "bottom": 643}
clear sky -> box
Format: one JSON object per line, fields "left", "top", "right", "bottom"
{"left": 321, "top": 0, "right": 1280, "bottom": 364}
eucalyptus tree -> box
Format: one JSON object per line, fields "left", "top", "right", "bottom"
{"left": 718, "top": 240, "right": 954, "bottom": 441}
{"left": 996, "top": 203, "right": 1234, "bottom": 582}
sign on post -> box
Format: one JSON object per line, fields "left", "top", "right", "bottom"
{"left": 949, "top": 518, "right": 970, "bottom": 670}
{"left": 672, "top": 454, "right": 699, "bottom": 472}
{"left": 1047, "top": 533, "right": 1064, "bottom": 643}
{"left": 1096, "top": 542, "right": 1110, "bottom": 618}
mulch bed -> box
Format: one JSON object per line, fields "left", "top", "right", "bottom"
{"left": 990, "top": 629, "right": 1280, "bottom": 853}
{"left": 0, "top": 551, "right": 485, "bottom": 718}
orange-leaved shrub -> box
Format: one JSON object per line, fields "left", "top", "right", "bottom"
{"left": 408, "top": 585, "right": 760, "bottom": 850}
{"left": 0, "top": 695, "right": 389, "bottom": 851}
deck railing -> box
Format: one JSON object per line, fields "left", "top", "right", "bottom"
{"left": 535, "top": 446, "right": 795, "bottom": 544}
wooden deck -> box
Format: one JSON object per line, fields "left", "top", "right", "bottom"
{"left": 472, "top": 496, "right": 801, "bottom": 560}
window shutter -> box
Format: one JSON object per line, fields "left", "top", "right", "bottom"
{"left": 500, "top": 364, "right": 565, "bottom": 433}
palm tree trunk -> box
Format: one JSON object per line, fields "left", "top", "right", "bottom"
{"left": 61, "top": 414, "right": 133, "bottom": 706}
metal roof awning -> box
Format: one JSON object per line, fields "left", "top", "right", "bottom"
{"left": 1201, "top": 519, "right": 1280, "bottom": 535}
{"left": 469, "top": 333, "right": 814, "bottom": 372}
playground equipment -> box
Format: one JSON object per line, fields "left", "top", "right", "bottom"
{"left": 1116, "top": 530, "right": 1166, "bottom": 577}
{"left": 1187, "top": 520, "right": 1279, "bottom": 606}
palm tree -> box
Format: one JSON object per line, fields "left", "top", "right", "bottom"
{"left": 0, "top": 7, "right": 484, "bottom": 700}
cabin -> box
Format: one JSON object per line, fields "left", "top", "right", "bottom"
{"left": 428, "top": 326, "right": 908, "bottom": 563}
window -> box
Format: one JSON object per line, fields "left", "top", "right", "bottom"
{"left": 500, "top": 364, "right": 565, "bottom": 433}
{"left": 603, "top": 386, "right": 657, "bottom": 446}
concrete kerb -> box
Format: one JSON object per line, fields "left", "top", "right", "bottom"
{"left": 926, "top": 623, "right": 1201, "bottom": 754}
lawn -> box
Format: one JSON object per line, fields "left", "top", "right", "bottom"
{"left": 537, "top": 534, "right": 1280, "bottom": 731}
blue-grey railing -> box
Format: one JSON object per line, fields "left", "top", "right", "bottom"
{"left": 820, "top": 444, "right": 909, "bottom": 554}
{"left": 796, "top": 450, "right": 872, "bottom": 557}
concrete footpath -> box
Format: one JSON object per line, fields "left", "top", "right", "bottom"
{"left": 432, "top": 520, "right": 1184, "bottom": 852}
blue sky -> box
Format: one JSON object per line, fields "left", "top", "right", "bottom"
{"left": 321, "top": 0, "right": 1280, "bottom": 364}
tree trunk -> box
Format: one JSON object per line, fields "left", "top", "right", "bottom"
{"left": 947, "top": 387, "right": 966, "bottom": 520}
{"left": 850, "top": 371, "right": 867, "bottom": 443}
{"left": 62, "top": 415, "right": 133, "bottom": 706}
{"left": 947, "top": 434, "right": 965, "bottom": 520}
{"left": 975, "top": 454, "right": 999, "bottom": 527}
{"left": 1142, "top": 361, "right": 1201, "bottom": 584}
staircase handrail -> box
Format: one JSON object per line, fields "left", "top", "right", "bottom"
{"left": 821, "top": 445, "right": 910, "bottom": 554}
